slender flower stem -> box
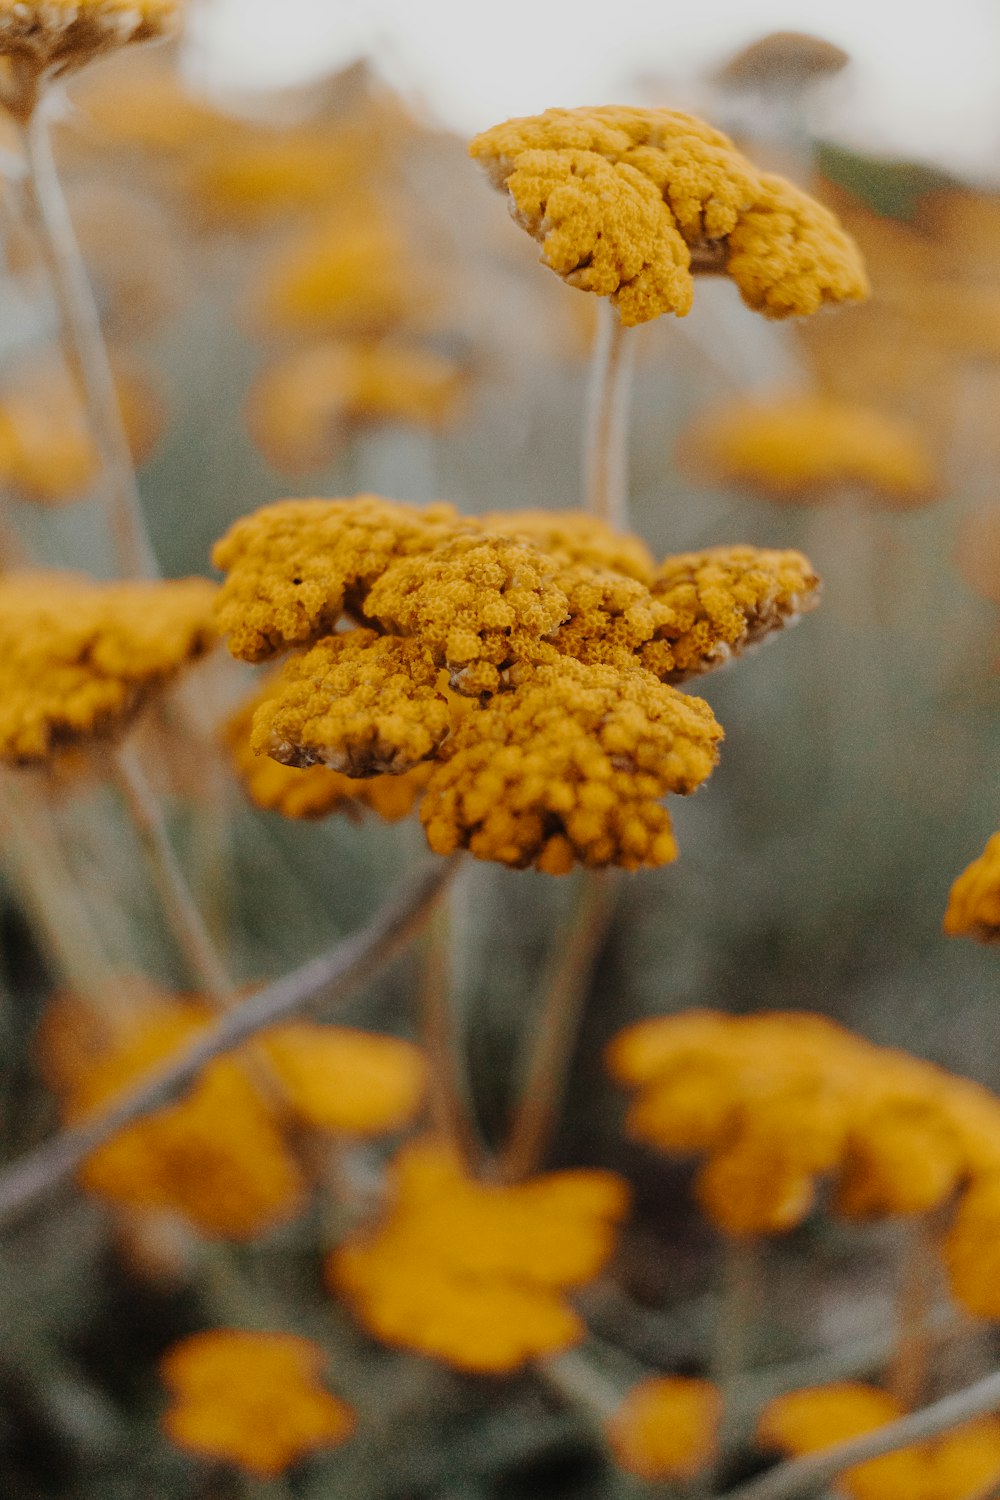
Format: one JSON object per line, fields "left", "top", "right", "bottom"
{"left": 540, "top": 1345, "right": 622, "bottom": 1423}
{"left": 499, "top": 870, "right": 617, "bottom": 1182}
{"left": 584, "top": 300, "right": 635, "bottom": 530}
{"left": 720, "top": 1367, "right": 1000, "bottom": 1500}
{"left": 888, "top": 1216, "right": 940, "bottom": 1410}
{"left": 0, "top": 858, "right": 456, "bottom": 1232}
{"left": 418, "top": 882, "right": 480, "bottom": 1166}
{"left": 17, "top": 100, "right": 157, "bottom": 578}
{"left": 712, "top": 1235, "right": 764, "bottom": 1477}
{"left": 113, "top": 742, "right": 234, "bottom": 1008}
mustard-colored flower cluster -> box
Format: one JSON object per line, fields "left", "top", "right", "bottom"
{"left": 606, "top": 1377, "right": 721, "bottom": 1483}
{"left": 469, "top": 107, "right": 868, "bottom": 325}
{"left": 759, "top": 1382, "right": 1000, "bottom": 1500}
{"left": 607, "top": 1009, "right": 1000, "bottom": 1311}
{"left": 327, "top": 1138, "right": 629, "bottom": 1372}
{"left": 39, "top": 989, "right": 427, "bottom": 1239}
{"left": 214, "top": 499, "right": 817, "bottom": 871}
{"left": 944, "top": 831, "right": 1000, "bottom": 943}
{"left": 686, "top": 393, "right": 937, "bottom": 508}
{"left": 161, "top": 1330, "right": 354, "bottom": 1477}
{"left": 0, "top": 570, "right": 217, "bottom": 764}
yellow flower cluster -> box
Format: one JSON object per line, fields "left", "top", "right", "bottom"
{"left": 247, "top": 341, "right": 465, "bottom": 477}
{"left": 161, "top": 1330, "right": 354, "bottom": 1477}
{"left": 469, "top": 107, "right": 867, "bottom": 325}
{"left": 759, "top": 1383, "right": 1000, "bottom": 1500}
{"left": 328, "top": 1138, "right": 629, "bottom": 1372}
{"left": 0, "top": 0, "right": 178, "bottom": 116}
{"left": 607, "top": 1010, "right": 1000, "bottom": 1260}
{"left": 943, "top": 832, "right": 1000, "bottom": 943}
{"left": 0, "top": 570, "right": 217, "bottom": 764}
{"left": 213, "top": 499, "right": 821, "bottom": 870}
{"left": 685, "top": 394, "right": 937, "bottom": 508}
{"left": 39, "top": 989, "right": 427, "bottom": 1238}
{"left": 606, "top": 1376, "right": 721, "bottom": 1482}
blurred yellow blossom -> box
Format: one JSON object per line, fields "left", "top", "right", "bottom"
{"left": 161, "top": 1330, "right": 354, "bottom": 1476}
{"left": 606, "top": 1376, "right": 721, "bottom": 1481}
{"left": 482, "top": 507, "right": 656, "bottom": 582}
{"left": 470, "top": 106, "right": 867, "bottom": 325}
{"left": 944, "top": 833, "right": 1000, "bottom": 943}
{"left": 328, "top": 1138, "right": 629, "bottom": 1372}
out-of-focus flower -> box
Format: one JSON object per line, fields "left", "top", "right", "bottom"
{"left": 161, "top": 1330, "right": 354, "bottom": 1476}
{"left": 0, "top": 570, "right": 216, "bottom": 764}
{"left": 328, "top": 1138, "right": 629, "bottom": 1372}
{"left": 0, "top": 0, "right": 180, "bottom": 118}
{"left": 224, "top": 689, "right": 431, "bottom": 823}
{"left": 0, "top": 354, "right": 164, "bottom": 504}
{"left": 944, "top": 833, "right": 1000, "bottom": 943}
{"left": 260, "top": 1024, "right": 426, "bottom": 1136}
{"left": 420, "top": 659, "right": 721, "bottom": 873}
{"left": 246, "top": 340, "right": 465, "bottom": 477}
{"left": 759, "top": 1383, "right": 1000, "bottom": 1500}
{"left": 683, "top": 394, "right": 937, "bottom": 508}
{"left": 66, "top": 44, "right": 230, "bottom": 155}
{"left": 469, "top": 106, "right": 867, "bottom": 325}
{"left": 606, "top": 1377, "right": 721, "bottom": 1481}
{"left": 943, "top": 1175, "right": 1000, "bottom": 1320}
{"left": 715, "top": 31, "right": 849, "bottom": 90}
{"left": 955, "top": 507, "right": 1000, "bottom": 607}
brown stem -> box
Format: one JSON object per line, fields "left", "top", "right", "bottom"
{"left": 499, "top": 870, "right": 616, "bottom": 1182}
{"left": 888, "top": 1216, "right": 940, "bottom": 1411}
{"left": 0, "top": 857, "right": 457, "bottom": 1232}
{"left": 584, "top": 300, "right": 635, "bottom": 530}
{"left": 17, "top": 101, "right": 156, "bottom": 578}
{"left": 418, "top": 884, "right": 479, "bottom": 1167}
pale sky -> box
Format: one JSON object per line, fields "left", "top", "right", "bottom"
{"left": 189, "top": 0, "right": 1000, "bottom": 177}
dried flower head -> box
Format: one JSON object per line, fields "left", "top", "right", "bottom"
{"left": 161, "top": 1330, "right": 354, "bottom": 1476}
{"left": 0, "top": 0, "right": 180, "bottom": 118}
{"left": 224, "top": 688, "right": 431, "bottom": 823}
{"left": 944, "top": 833, "right": 1000, "bottom": 944}
{"left": 684, "top": 394, "right": 937, "bottom": 508}
{"left": 328, "top": 1139, "right": 629, "bottom": 1372}
{"left": 0, "top": 570, "right": 216, "bottom": 764}
{"left": 247, "top": 341, "right": 465, "bottom": 476}
{"left": 606, "top": 1377, "right": 722, "bottom": 1482}
{"left": 420, "top": 659, "right": 721, "bottom": 873}
{"left": 469, "top": 106, "right": 867, "bottom": 325}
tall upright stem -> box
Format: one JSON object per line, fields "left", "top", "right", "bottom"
{"left": 418, "top": 886, "right": 479, "bottom": 1167}
{"left": 17, "top": 103, "right": 157, "bottom": 579}
{"left": 887, "top": 1216, "right": 940, "bottom": 1411}
{"left": 499, "top": 871, "right": 616, "bottom": 1181}
{"left": 584, "top": 301, "right": 635, "bottom": 530}
{"left": 113, "top": 743, "right": 234, "bottom": 1007}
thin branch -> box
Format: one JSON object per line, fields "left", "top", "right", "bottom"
{"left": 418, "top": 883, "right": 480, "bottom": 1167}
{"left": 583, "top": 300, "right": 635, "bottom": 530}
{"left": 722, "top": 1368, "right": 1000, "bottom": 1500}
{"left": 0, "top": 858, "right": 456, "bottom": 1234}
{"left": 17, "top": 101, "right": 157, "bottom": 578}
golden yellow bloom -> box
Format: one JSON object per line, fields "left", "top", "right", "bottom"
{"left": 328, "top": 1139, "right": 629, "bottom": 1372}
{"left": 481, "top": 507, "right": 656, "bottom": 583}
{"left": 0, "top": 0, "right": 179, "bottom": 116}
{"left": 943, "top": 1174, "right": 1000, "bottom": 1320}
{"left": 0, "top": 570, "right": 216, "bottom": 764}
{"left": 261, "top": 1023, "right": 426, "bottom": 1136}
{"left": 212, "top": 496, "right": 463, "bottom": 663}
{"left": 420, "top": 659, "right": 721, "bottom": 873}
{"left": 944, "top": 833, "right": 1000, "bottom": 943}
{"left": 759, "top": 1383, "right": 1000, "bottom": 1500}
{"left": 641, "top": 545, "right": 821, "bottom": 682}
{"left": 469, "top": 106, "right": 867, "bottom": 325}
{"left": 685, "top": 394, "right": 937, "bottom": 508}
{"left": 606, "top": 1377, "right": 721, "bottom": 1482}
{"left": 224, "top": 689, "right": 431, "bottom": 823}
{"left": 696, "top": 1140, "right": 816, "bottom": 1237}
{"left": 247, "top": 341, "right": 465, "bottom": 476}
{"left": 250, "top": 630, "right": 452, "bottom": 776}
{"left": 161, "top": 1330, "right": 354, "bottom": 1477}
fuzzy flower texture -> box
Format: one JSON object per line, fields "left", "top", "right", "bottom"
{"left": 469, "top": 106, "right": 868, "bottom": 325}
{"left": 214, "top": 497, "right": 820, "bottom": 873}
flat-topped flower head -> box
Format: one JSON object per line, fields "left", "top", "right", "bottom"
{"left": 944, "top": 833, "right": 1000, "bottom": 944}
{"left": 328, "top": 1138, "right": 629, "bottom": 1372}
{"left": 685, "top": 394, "right": 937, "bottom": 508}
{"left": 0, "top": 0, "right": 180, "bottom": 118}
{"left": 469, "top": 106, "right": 867, "bottom": 325}
{"left": 420, "top": 659, "right": 722, "bottom": 873}
{"left": 606, "top": 1377, "right": 721, "bottom": 1482}
{"left": 481, "top": 508, "right": 656, "bottom": 583}
{"left": 0, "top": 570, "right": 216, "bottom": 764}
{"left": 161, "top": 1330, "right": 353, "bottom": 1477}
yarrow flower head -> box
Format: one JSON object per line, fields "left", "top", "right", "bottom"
{"left": 0, "top": 570, "right": 216, "bottom": 764}
{"left": 160, "top": 1330, "right": 354, "bottom": 1477}
{"left": 327, "top": 1138, "right": 629, "bottom": 1372}
{"left": 469, "top": 106, "right": 867, "bottom": 326}
{"left": 606, "top": 1377, "right": 722, "bottom": 1483}
{"left": 943, "top": 832, "right": 1000, "bottom": 944}
{"left": 212, "top": 497, "right": 820, "bottom": 872}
